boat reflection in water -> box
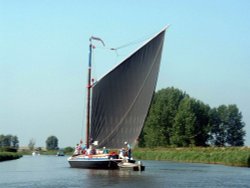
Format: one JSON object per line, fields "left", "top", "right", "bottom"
{"left": 32, "top": 151, "right": 40, "bottom": 156}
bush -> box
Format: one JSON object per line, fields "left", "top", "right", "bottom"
{"left": 64, "top": 147, "right": 74, "bottom": 154}
{"left": 0, "top": 147, "right": 17, "bottom": 152}
{"left": 0, "top": 152, "right": 22, "bottom": 161}
{"left": 133, "top": 147, "right": 250, "bottom": 167}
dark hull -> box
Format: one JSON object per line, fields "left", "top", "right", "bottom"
{"left": 68, "top": 157, "right": 122, "bottom": 169}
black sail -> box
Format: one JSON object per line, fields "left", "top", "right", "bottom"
{"left": 90, "top": 28, "right": 166, "bottom": 148}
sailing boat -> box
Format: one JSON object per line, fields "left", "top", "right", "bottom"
{"left": 68, "top": 27, "right": 167, "bottom": 169}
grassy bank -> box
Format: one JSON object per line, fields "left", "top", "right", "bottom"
{"left": 0, "top": 152, "right": 22, "bottom": 162}
{"left": 133, "top": 147, "right": 250, "bottom": 167}
{"left": 18, "top": 150, "right": 72, "bottom": 156}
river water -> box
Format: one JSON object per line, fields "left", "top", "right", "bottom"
{"left": 0, "top": 155, "right": 249, "bottom": 188}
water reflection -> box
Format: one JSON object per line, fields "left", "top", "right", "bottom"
{"left": 73, "top": 168, "right": 149, "bottom": 187}
{"left": 0, "top": 156, "right": 249, "bottom": 188}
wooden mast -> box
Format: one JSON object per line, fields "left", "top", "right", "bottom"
{"left": 86, "top": 39, "right": 92, "bottom": 148}
{"left": 86, "top": 36, "right": 105, "bottom": 148}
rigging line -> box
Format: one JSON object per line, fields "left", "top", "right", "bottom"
{"left": 94, "top": 35, "right": 152, "bottom": 51}
{"left": 110, "top": 39, "right": 144, "bottom": 50}
{"left": 94, "top": 28, "right": 165, "bottom": 53}
{"left": 110, "top": 34, "right": 153, "bottom": 51}
{"left": 98, "top": 38, "right": 164, "bottom": 147}
{"left": 93, "top": 35, "right": 153, "bottom": 64}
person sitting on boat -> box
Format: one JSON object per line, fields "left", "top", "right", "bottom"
{"left": 81, "top": 144, "right": 87, "bottom": 155}
{"left": 86, "top": 145, "right": 92, "bottom": 155}
{"left": 124, "top": 141, "right": 132, "bottom": 159}
{"left": 119, "top": 148, "right": 126, "bottom": 159}
{"left": 102, "top": 147, "right": 109, "bottom": 154}
{"left": 87, "top": 145, "right": 96, "bottom": 155}
{"left": 73, "top": 144, "right": 82, "bottom": 156}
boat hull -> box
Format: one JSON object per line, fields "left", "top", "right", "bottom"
{"left": 68, "top": 156, "right": 122, "bottom": 169}
{"left": 118, "top": 161, "right": 145, "bottom": 171}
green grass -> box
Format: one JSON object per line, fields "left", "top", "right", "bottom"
{"left": 0, "top": 152, "right": 22, "bottom": 162}
{"left": 133, "top": 147, "right": 250, "bottom": 167}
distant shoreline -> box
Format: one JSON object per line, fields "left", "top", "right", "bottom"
{"left": 133, "top": 147, "right": 250, "bottom": 168}
{"left": 0, "top": 152, "right": 22, "bottom": 162}
{"left": 3, "top": 147, "right": 249, "bottom": 168}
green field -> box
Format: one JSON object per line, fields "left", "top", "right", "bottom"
{"left": 133, "top": 147, "right": 250, "bottom": 167}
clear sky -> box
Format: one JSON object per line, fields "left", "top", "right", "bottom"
{"left": 1, "top": 0, "right": 250, "bottom": 147}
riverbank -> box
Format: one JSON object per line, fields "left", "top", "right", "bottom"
{"left": 18, "top": 149, "right": 72, "bottom": 156}
{"left": 133, "top": 147, "right": 250, "bottom": 167}
{"left": 0, "top": 152, "right": 22, "bottom": 162}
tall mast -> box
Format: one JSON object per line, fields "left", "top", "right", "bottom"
{"left": 85, "top": 36, "right": 105, "bottom": 148}
{"left": 86, "top": 39, "right": 92, "bottom": 148}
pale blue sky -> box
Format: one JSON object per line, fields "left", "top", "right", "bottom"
{"left": 1, "top": 0, "right": 250, "bottom": 147}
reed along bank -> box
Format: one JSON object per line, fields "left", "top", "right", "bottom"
{"left": 0, "top": 152, "right": 22, "bottom": 162}
{"left": 133, "top": 147, "right": 250, "bottom": 167}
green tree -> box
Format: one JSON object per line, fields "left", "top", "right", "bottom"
{"left": 46, "top": 136, "right": 58, "bottom": 150}
{"left": 140, "top": 87, "right": 246, "bottom": 148}
{"left": 11, "top": 135, "right": 19, "bottom": 149}
{"left": 192, "top": 100, "right": 210, "bottom": 146}
{"left": 226, "top": 105, "right": 245, "bottom": 146}
{"left": 28, "top": 138, "right": 36, "bottom": 151}
{"left": 64, "top": 146, "right": 74, "bottom": 154}
{"left": 208, "top": 107, "right": 223, "bottom": 146}
{"left": 170, "top": 97, "right": 196, "bottom": 146}
{"left": 209, "top": 105, "right": 245, "bottom": 146}
{"left": 167, "top": 97, "right": 210, "bottom": 147}
{"left": 0, "top": 135, "right": 4, "bottom": 147}
{"left": 141, "top": 87, "right": 186, "bottom": 147}
{"left": 0, "top": 134, "right": 19, "bottom": 152}
{"left": 0, "top": 134, "right": 12, "bottom": 147}
{"left": 211, "top": 105, "right": 228, "bottom": 146}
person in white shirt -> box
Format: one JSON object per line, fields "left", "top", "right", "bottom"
{"left": 124, "top": 141, "right": 132, "bottom": 159}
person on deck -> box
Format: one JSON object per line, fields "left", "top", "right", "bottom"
{"left": 119, "top": 148, "right": 126, "bottom": 159}
{"left": 102, "top": 147, "right": 109, "bottom": 154}
{"left": 81, "top": 144, "right": 87, "bottom": 155}
{"left": 87, "top": 145, "right": 96, "bottom": 155}
{"left": 124, "top": 141, "right": 132, "bottom": 159}
{"left": 73, "top": 144, "right": 82, "bottom": 156}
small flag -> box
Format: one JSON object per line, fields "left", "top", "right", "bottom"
{"left": 90, "top": 36, "right": 105, "bottom": 46}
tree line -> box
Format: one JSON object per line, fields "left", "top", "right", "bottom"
{"left": 0, "top": 134, "right": 19, "bottom": 149}
{"left": 28, "top": 136, "right": 73, "bottom": 154}
{"left": 0, "top": 134, "right": 60, "bottom": 151}
{"left": 139, "top": 87, "right": 246, "bottom": 147}
{"left": 28, "top": 135, "right": 60, "bottom": 150}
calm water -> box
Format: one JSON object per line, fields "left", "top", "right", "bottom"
{"left": 0, "top": 155, "right": 249, "bottom": 188}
